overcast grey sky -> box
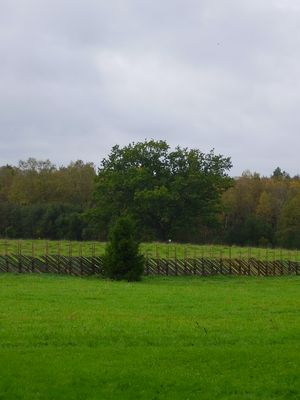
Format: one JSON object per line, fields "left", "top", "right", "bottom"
{"left": 1, "top": 0, "right": 300, "bottom": 175}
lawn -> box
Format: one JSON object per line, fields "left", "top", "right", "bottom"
{"left": 0, "top": 239, "right": 299, "bottom": 261}
{"left": 0, "top": 274, "right": 300, "bottom": 399}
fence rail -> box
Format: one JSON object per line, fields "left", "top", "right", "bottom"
{"left": 0, "top": 255, "right": 300, "bottom": 276}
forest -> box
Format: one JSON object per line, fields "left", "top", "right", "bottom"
{"left": 1, "top": 140, "right": 300, "bottom": 249}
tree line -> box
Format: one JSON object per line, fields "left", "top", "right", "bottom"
{"left": 222, "top": 168, "right": 300, "bottom": 248}
{"left": 1, "top": 141, "right": 300, "bottom": 248}
{"left": 0, "top": 158, "right": 96, "bottom": 240}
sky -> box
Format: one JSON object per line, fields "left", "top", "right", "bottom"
{"left": 1, "top": 0, "right": 300, "bottom": 176}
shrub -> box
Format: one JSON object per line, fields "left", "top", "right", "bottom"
{"left": 103, "top": 216, "right": 144, "bottom": 281}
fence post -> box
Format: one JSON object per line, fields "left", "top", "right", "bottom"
{"left": 220, "top": 249, "right": 223, "bottom": 275}
{"left": 45, "top": 241, "right": 49, "bottom": 273}
{"left": 68, "top": 241, "right": 72, "bottom": 275}
{"left": 145, "top": 249, "right": 149, "bottom": 276}
{"left": 146, "top": 249, "right": 152, "bottom": 275}
{"left": 184, "top": 248, "right": 187, "bottom": 275}
{"left": 174, "top": 246, "right": 178, "bottom": 276}
{"left": 248, "top": 247, "right": 252, "bottom": 276}
{"left": 57, "top": 242, "right": 61, "bottom": 274}
{"left": 280, "top": 250, "right": 284, "bottom": 275}
{"left": 154, "top": 245, "right": 158, "bottom": 275}
{"left": 31, "top": 241, "right": 35, "bottom": 273}
{"left": 92, "top": 243, "right": 96, "bottom": 275}
{"left": 5, "top": 240, "right": 9, "bottom": 272}
{"left": 201, "top": 247, "right": 205, "bottom": 276}
{"left": 18, "top": 240, "right": 22, "bottom": 273}
{"left": 157, "top": 247, "right": 161, "bottom": 275}
{"left": 265, "top": 248, "right": 272, "bottom": 275}
{"left": 166, "top": 245, "right": 169, "bottom": 276}
{"left": 288, "top": 259, "right": 291, "bottom": 275}
{"left": 79, "top": 243, "right": 83, "bottom": 276}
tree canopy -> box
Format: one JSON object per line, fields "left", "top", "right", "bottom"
{"left": 92, "top": 140, "right": 232, "bottom": 241}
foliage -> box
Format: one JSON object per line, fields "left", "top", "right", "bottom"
{"left": 103, "top": 216, "right": 144, "bottom": 281}
{"left": 0, "top": 158, "right": 96, "bottom": 240}
{"left": 0, "top": 202, "right": 89, "bottom": 240}
{"left": 0, "top": 158, "right": 96, "bottom": 207}
{"left": 92, "top": 140, "right": 232, "bottom": 241}
{"left": 2, "top": 154, "right": 300, "bottom": 249}
{"left": 272, "top": 166, "right": 290, "bottom": 180}
{"left": 221, "top": 170, "right": 300, "bottom": 247}
{"left": 276, "top": 193, "right": 300, "bottom": 248}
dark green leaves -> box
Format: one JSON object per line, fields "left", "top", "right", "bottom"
{"left": 93, "top": 140, "right": 232, "bottom": 241}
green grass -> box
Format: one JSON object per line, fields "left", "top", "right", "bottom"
{"left": 0, "top": 274, "right": 300, "bottom": 399}
{"left": 0, "top": 239, "right": 299, "bottom": 261}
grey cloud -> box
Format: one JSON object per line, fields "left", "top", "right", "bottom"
{"left": 1, "top": 0, "right": 300, "bottom": 175}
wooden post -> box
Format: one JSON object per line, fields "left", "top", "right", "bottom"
{"left": 68, "top": 241, "right": 72, "bottom": 275}
{"left": 166, "top": 245, "right": 169, "bottom": 276}
{"left": 280, "top": 250, "right": 285, "bottom": 275}
{"left": 145, "top": 249, "right": 149, "bottom": 276}
{"left": 201, "top": 246, "right": 205, "bottom": 276}
{"left": 287, "top": 259, "right": 291, "bottom": 275}
{"left": 184, "top": 247, "right": 187, "bottom": 275}
{"left": 79, "top": 242, "right": 83, "bottom": 276}
{"left": 18, "top": 240, "right": 22, "bottom": 273}
{"left": 57, "top": 242, "right": 61, "bottom": 274}
{"left": 248, "top": 248, "right": 251, "bottom": 275}
{"left": 92, "top": 243, "right": 96, "bottom": 275}
{"left": 31, "top": 241, "right": 35, "bottom": 273}
{"left": 45, "top": 241, "right": 49, "bottom": 273}
{"left": 220, "top": 249, "right": 223, "bottom": 275}
{"left": 157, "top": 247, "right": 161, "bottom": 275}
{"left": 5, "top": 240, "right": 9, "bottom": 272}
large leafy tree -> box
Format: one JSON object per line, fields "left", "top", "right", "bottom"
{"left": 92, "top": 140, "right": 232, "bottom": 241}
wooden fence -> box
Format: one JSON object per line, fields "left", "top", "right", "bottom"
{"left": 0, "top": 255, "right": 300, "bottom": 276}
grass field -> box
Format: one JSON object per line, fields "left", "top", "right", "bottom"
{"left": 0, "top": 274, "right": 300, "bottom": 399}
{"left": 0, "top": 239, "right": 300, "bottom": 261}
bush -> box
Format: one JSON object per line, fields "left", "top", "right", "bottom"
{"left": 103, "top": 216, "right": 144, "bottom": 281}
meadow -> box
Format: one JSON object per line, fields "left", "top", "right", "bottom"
{"left": 0, "top": 239, "right": 300, "bottom": 261}
{"left": 0, "top": 274, "right": 300, "bottom": 399}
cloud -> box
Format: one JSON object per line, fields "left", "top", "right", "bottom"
{"left": 0, "top": 0, "right": 300, "bottom": 175}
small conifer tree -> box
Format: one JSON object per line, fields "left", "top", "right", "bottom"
{"left": 103, "top": 216, "right": 144, "bottom": 281}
